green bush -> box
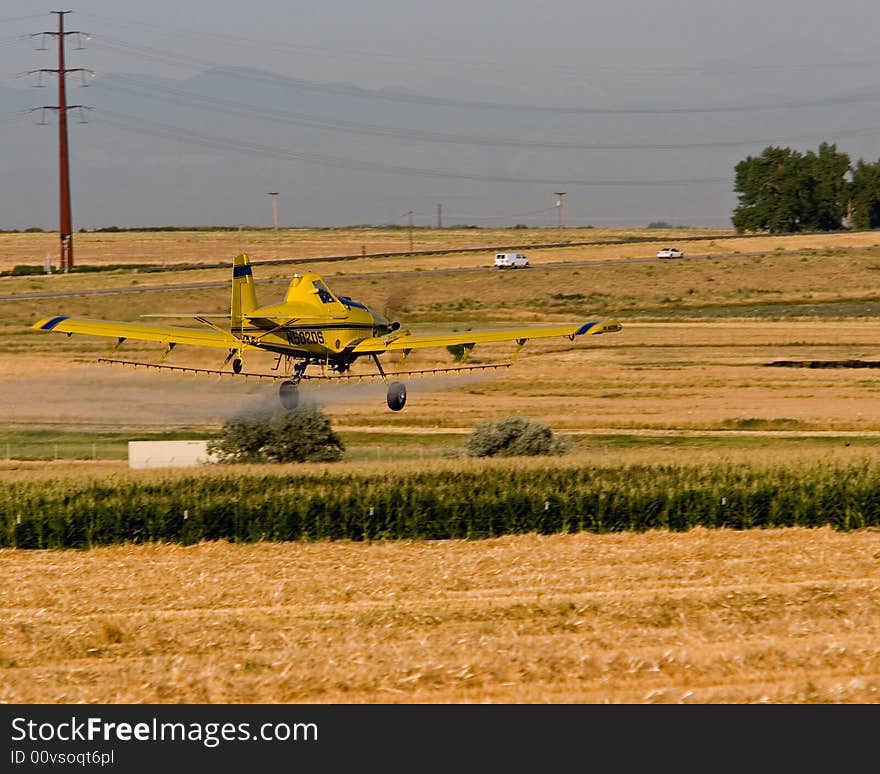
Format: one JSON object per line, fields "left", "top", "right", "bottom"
{"left": 466, "top": 416, "right": 568, "bottom": 457}
{"left": 445, "top": 343, "right": 472, "bottom": 360}
{"left": 207, "top": 404, "right": 344, "bottom": 463}
{"left": 8, "top": 264, "right": 47, "bottom": 276}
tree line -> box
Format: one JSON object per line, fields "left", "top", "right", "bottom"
{"left": 732, "top": 143, "right": 880, "bottom": 233}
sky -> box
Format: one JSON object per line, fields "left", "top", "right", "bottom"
{"left": 2, "top": 1, "right": 880, "bottom": 230}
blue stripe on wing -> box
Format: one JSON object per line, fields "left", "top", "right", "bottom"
{"left": 40, "top": 315, "right": 69, "bottom": 330}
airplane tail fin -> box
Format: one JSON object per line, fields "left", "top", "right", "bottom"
{"left": 231, "top": 253, "right": 258, "bottom": 332}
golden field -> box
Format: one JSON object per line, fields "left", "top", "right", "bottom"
{"left": 5, "top": 226, "right": 880, "bottom": 439}
{"left": 1, "top": 527, "right": 878, "bottom": 703}
{"left": 3, "top": 226, "right": 880, "bottom": 703}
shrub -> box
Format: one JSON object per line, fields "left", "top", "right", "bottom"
{"left": 446, "top": 343, "right": 472, "bottom": 360}
{"left": 7, "top": 265, "right": 46, "bottom": 276}
{"left": 208, "top": 404, "right": 344, "bottom": 463}
{"left": 466, "top": 416, "right": 568, "bottom": 457}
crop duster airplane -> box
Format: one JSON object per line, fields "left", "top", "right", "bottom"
{"left": 33, "top": 254, "right": 622, "bottom": 411}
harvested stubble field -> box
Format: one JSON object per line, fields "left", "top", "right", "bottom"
{"left": 4, "top": 227, "right": 880, "bottom": 703}
{"left": 1, "top": 526, "right": 878, "bottom": 703}
{"left": 0, "top": 225, "right": 724, "bottom": 273}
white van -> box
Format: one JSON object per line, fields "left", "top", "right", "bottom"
{"left": 494, "top": 252, "right": 529, "bottom": 269}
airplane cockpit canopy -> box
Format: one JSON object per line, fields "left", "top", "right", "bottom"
{"left": 313, "top": 280, "right": 335, "bottom": 304}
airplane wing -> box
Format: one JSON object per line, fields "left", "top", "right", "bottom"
{"left": 32, "top": 315, "right": 237, "bottom": 349}
{"left": 139, "top": 314, "right": 232, "bottom": 319}
{"left": 351, "top": 319, "right": 621, "bottom": 354}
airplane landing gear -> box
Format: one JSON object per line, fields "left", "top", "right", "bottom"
{"left": 279, "top": 380, "right": 299, "bottom": 410}
{"left": 387, "top": 381, "right": 407, "bottom": 412}
{"left": 277, "top": 360, "right": 311, "bottom": 410}
{"left": 224, "top": 348, "right": 244, "bottom": 373}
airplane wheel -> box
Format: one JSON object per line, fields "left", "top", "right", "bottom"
{"left": 387, "top": 381, "right": 407, "bottom": 411}
{"left": 232, "top": 357, "right": 243, "bottom": 374}
{"left": 279, "top": 380, "right": 299, "bottom": 411}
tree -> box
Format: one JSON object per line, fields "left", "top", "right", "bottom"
{"left": 731, "top": 144, "right": 850, "bottom": 233}
{"left": 850, "top": 159, "right": 880, "bottom": 229}
{"left": 802, "top": 143, "right": 851, "bottom": 231}
{"left": 466, "top": 416, "right": 568, "bottom": 457}
{"left": 732, "top": 146, "right": 802, "bottom": 233}
{"left": 208, "top": 404, "right": 345, "bottom": 463}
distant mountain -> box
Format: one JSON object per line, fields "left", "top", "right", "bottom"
{"left": 2, "top": 64, "right": 878, "bottom": 231}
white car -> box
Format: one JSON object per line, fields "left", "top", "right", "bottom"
{"left": 494, "top": 252, "right": 530, "bottom": 269}
{"left": 656, "top": 247, "right": 684, "bottom": 259}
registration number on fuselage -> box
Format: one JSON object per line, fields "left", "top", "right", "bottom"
{"left": 287, "top": 330, "right": 326, "bottom": 346}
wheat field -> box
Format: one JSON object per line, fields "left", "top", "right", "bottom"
{"left": 1, "top": 527, "right": 878, "bottom": 704}
{"left": 3, "top": 227, "right": 880, "bottom": 703}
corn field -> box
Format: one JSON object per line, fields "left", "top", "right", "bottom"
{"left": 2, "top": 462, "right": 879, "bottom": 549}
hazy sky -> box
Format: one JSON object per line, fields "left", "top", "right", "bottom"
{"left": 5, "top": 1, "right": 880, "bottom": 94}
{"left": 2, "top": 1, "right": 880, "bottom": 229}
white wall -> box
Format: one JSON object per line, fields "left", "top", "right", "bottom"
{"left": 128, "top": 440, "right": 215, "bottom": 469}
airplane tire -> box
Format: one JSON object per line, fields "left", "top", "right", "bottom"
{"left": 232, "top": 357, "right": 243, "bottom": 374}
{"left": 279, "top": 380, "right": 299, "bottom": 411}
{"left": 387, "top": 381, "right": 407, "bottom": 411}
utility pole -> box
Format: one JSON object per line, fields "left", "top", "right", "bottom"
{"left": 554, "top": 192, "right": 566, "bottom": 243}
{"left": 406, "top": 210, "right": 414, "bottom": 253}
{"left": 267, "top": 191, "right": 279, "bottom": 230}
{"left": 437, "top": 203, "right": 442, "bottom": 229}
{"left": 31, "top": 12, "right": 89, "bottom": 273}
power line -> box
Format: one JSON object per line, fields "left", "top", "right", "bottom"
{"left": 92, "top": 75, "right": 880, "bottom": 152}
{"left": 0, "top": 109, "right": 30, "bottom": 124}
{"left": 85, "top": 34, "right": 880, "bottom": 116}
{"left": 76, "top": 11, "right": 880, "bottom": 80}
{"left": 94, "top": 107, "right": 730, "bottom": 187}
{"left": 0, "top": 14, "right": 47, "bottom": 23}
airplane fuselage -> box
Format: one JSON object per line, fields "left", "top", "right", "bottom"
{"left": 234, "top": 288, "right": 394, "bottom": 371}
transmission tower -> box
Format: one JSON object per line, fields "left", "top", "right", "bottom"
{"left": 30, "top": 11, "right": 90, "bottom": 272}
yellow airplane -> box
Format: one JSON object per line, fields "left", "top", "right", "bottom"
{"left": 32, "top": 253, "right": 622, "bottom": 411}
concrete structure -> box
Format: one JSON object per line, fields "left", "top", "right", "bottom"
{"left": 128, "top": 440, "right": 215, "bottom": 469}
